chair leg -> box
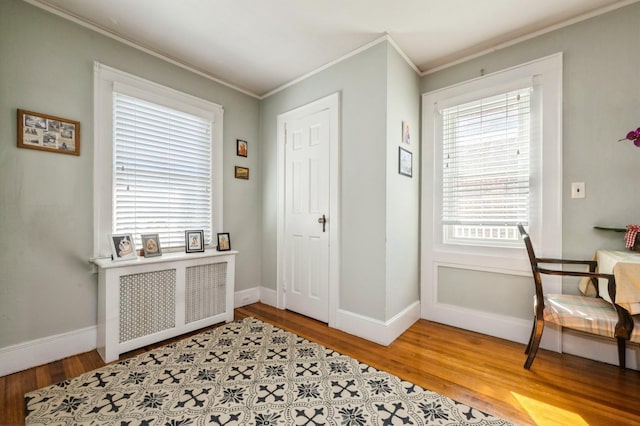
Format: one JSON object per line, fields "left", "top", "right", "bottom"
{"left": 524, "top": 318, "right": 544, "bottom": 370}
{"left": 617, "top": 338, "right": 626, "bottom": 369}
{"left": 525, "top": 316, "right": 536, "bottom": 355}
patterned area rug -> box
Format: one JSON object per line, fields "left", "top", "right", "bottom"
{"left": 25, "top": 317, "right": 513, "bottom": 425}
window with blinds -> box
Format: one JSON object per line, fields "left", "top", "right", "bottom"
{"left": 113, "top": 92, "right": 213, "bottom": 248}
{"left": 440, "top": 87, "right": 531, "bottom": 246}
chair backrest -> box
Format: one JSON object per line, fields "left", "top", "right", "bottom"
{"left": 517, "top": 224, "right": 545, "bottom": 314}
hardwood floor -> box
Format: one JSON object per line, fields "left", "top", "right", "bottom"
{"left": 2, "top": 302, "right": 639, "bottom": 425}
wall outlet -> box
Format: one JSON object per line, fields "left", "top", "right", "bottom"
{"left": 571, "top": 182, "right": 585, "bottom": 199}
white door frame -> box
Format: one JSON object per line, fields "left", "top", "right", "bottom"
{"left": 276, "top": 92, "right": 340, "bottom": 327}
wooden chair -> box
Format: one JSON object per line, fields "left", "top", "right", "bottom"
{"left": 517, "top": 224, "right": 639, "bottom": 369}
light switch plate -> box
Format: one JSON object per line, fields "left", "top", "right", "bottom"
{"left": 571, "top": 182, "right": 585, "bottom": 199}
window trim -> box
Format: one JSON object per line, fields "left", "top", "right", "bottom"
{"left": 422, "top": 54, "right": 562, "bottom": 265}
{"left": 93, "top": 62, "right": 224, "bottom": 258}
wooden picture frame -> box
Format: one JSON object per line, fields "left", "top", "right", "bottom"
{"left": 236, "top": 139, "right": 248, "bottom": 157}
{"left": 217, "top": 232, "right": 231, "bottom": 251}
{"left": 141, "top": 234, "right": 162, "bottom": 257}
{"left": 399, "top": 147, "right": 412, "bottom": 177}
{"left": 109, "top": 233, "right": 137, "bottom": 261}
{"left": 17, "top": 109, "right": 80, "bottom": 156}
{"left": 235, "top": 166, "right": 249, "bottom": 180}
{"left": 185, "top": 230, "right": 205, "bottom": 253}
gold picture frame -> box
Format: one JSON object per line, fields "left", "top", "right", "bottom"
{"left": 17, "top": 109, "right": 80, "bottom": 156}
{"left": 235, "top": 166, "right": 249, "bottom": 180}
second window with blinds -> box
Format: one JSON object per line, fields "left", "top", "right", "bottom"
{"left": 440, "top": 87, "right": 531, "bottom": 248}
{"left": 422, "top": 54, "right": 562, "bottom": 255}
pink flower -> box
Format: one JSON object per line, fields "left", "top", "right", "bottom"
{"left": 620, "top": 127, "right": 640, "bottom": 146}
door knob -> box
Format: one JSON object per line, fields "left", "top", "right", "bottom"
{"left": 318, "top": 214, "right": 327, "bottom": 232}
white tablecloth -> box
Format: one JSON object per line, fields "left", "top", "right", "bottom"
{"left": 596, "top": 250, "right": 640, "bottom": 315}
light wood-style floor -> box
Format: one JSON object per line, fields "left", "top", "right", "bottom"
{"left": 2, "top": 302, "right": 640, "bottom": 425}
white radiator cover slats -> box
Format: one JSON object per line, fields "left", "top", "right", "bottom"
{"left": 95, "top": 250, "right": 236, "bottom": 362}
{"left": 119, "top": 269, "right": 177, "bottom": 343}
{"left": 185, "top": 263, "right": 227, "bottom": 324}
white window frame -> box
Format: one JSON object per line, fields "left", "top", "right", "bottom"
{"left": 423, "top": 53, "right": 562, "bottom": 267}
{"left": 421, "top": 53, "right": 563, "bottom": 342}
{"left": 93, "top": 62, "right": 224, "bottom": 258}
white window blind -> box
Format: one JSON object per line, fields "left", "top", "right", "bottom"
{"left": 441, "top": 88, "right": 531, "bottom": 244}
{"left": 113, "top": 92, "right": 213, "bottom": 248}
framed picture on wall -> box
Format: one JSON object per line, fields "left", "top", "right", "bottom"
{"left": 141, "top": 234, "right": 162, "bottom": 257}
{"left": 185, "top": 230, "right": 205, "bottom": 253}
{"left": 399, "top": 146, "right": 412, "bottom": 177}
{"left": 235, "top": 166, "right": 249, "bottom": 179}
{"left": 402, "top": 121, "right": 411, "bottom": 145}
{"left": 109, "top": 234, "right": 137, "bottom": 261}
{"left": 17, "top": 109, "right": 80, "bottom": 156}
{"left": 236, "top": 139, "right": 248, "bottom": 157}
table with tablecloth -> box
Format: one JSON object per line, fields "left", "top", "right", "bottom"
{"left": 579, "top": 249, "right": 640, "bottom": 315}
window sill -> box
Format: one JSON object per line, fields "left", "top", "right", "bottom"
{"left": 92, "top": 248, "right": 238, "bottom": 270}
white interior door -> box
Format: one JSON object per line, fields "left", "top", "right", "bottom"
{"left": 283, "top": 108, "right": 330, "bottom": 322}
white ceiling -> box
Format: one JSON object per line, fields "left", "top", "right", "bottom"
{"left": 30, "top": 0, "right": 637, "bottom": 97}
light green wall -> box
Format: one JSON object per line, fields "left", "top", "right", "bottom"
{"left": 437, "top": 267, "right": 532, "bottom": 319}
{"left": 0, "top": 0, "right": 261, "bottom": 348}
{"left": 385, "top": 46, "right": 420, "bottom": 318}
{"left": 260, "top": 43, "right": 389, "bottom": 320}
{"left": 421, "top": 2, "right": 640, "bottom": 313}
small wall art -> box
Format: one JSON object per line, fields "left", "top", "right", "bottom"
{"left": 402, "top": 121, "right": 411, "bottom": 145}
{"left": 185, "top": 230, "right": 205, "bottom": 253}
{"left": 235, "top": 166, "right": 249, "bottom": 180}
{"left": 399, "top": 146, "right": 412, "bottom": 177}
{"left": 141, "top": 234, "right": 162, "bottom": 257}
{"left": 109, "top": 233, "right": 137, "bottom": 261}
{"left": 17, "top": 109, "right": 80, "bottom": 156}
{"left": 217, "top": 232, "right": 231, "bottom": 251}
{"left": 236, "top": 139, "right": 248, "bottom": 157}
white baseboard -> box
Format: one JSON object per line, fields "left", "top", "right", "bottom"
{"left": 234, "top": 286, "right": 277, "bottom": 308}
{"left": 0, "top": 326, "right": 97, "bottom": 377}
{"left": 423, "top": 302, "right": 640, "bottom": 370}
{"left": 423, "top": 301, "right": 568, "bottom": 353}
{"left": 234, "top": 287, "right": 260, "bottom": 307}
{"left": 336, "top": 301, "right": 421, "bottom": 346}
{"left": 2, "top": 287, "right": 273, "bottom": 377}
{"left": 259, "top": 286, "right": 277, "bottom": 307}
{"left": 562, "top": 329, "right": 639, "bottom": 370}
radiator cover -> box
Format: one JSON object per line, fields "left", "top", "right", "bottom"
{"left": 95, "top": 250, "right": 236, "bottom": 362}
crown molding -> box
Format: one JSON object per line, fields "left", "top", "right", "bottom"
{"left": 24, "top": 0, "right": 261, "bottom": 99}
{"left": 422, "top": 0, "right": 640, "bottom": 75}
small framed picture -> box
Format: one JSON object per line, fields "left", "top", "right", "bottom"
{"left": 235, "top": 166, "right": 249, "bottom": 180}
{"left": 217, "top": 232, "right": 231, "bottom": 251}
{"left": 402, "top": 121, "right": 411, "bottom": 145}
{"left": 141, "top": 234, "right": 162, "bottom": 257}
{"left": 17, "top": 109, "right": 80, "bottom": 156}
{"left": 109, "top": 234, "right": 137, "bottom": 261}
{"left": 185, "top": 230, "right": 205, "bottom": 253}
{"left": 399, "top": 147, "right": 412, "bottom": 177}
{"left": 236, "top": 139, "right": 248, "bottom": 157}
